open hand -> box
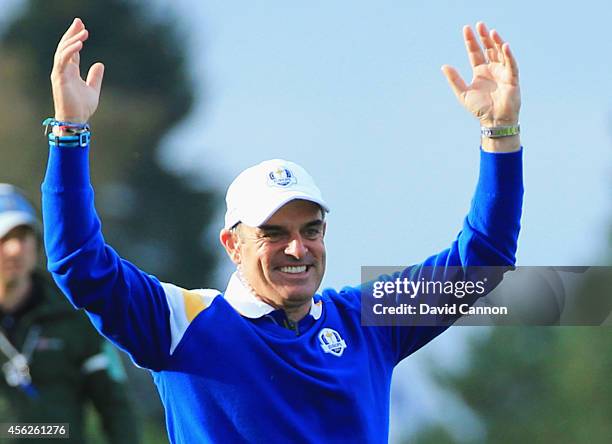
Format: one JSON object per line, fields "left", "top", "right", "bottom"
{"left": 442, "top": 22, "right": 520, "bottom": 127}
{"left": 50, "top": 18, "right": 104, "bottom": 123}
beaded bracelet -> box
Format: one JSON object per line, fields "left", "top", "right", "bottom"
{"left": 42, "top": 117, "right": 90, "bottom": 136}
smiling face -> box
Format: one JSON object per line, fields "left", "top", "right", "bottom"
{"left": 220, "top": 200, "right": 326, "bottom": 314}
{"left": 0, "top": 225, "right": 38, "bottom": 289}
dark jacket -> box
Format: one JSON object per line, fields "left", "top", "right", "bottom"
{"left": 0, "top": 271, "right": 140, "bottom": 443}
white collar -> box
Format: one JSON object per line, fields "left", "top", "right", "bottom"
{"left": 223, "top": 271, "right": 323, "bottom": 320}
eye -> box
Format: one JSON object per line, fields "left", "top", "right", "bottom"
{"left": 261, "top": 230, "right": 285, "bottom": 243}
{"left": 303, "top": 227, "right": 323, "bottom": 240}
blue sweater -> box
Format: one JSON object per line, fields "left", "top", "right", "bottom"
{"left": 42, "top": 143, "right": 523, "bottom": 444}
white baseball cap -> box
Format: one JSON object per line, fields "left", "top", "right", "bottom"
{"left": 0, "top": 184, "right": 39, "bottom": 239}
{"left": 224, "top": 159, "right": 329, "bottom": 229}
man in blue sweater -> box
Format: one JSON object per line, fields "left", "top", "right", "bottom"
{"left": 43, "top": 18, "right": 522, "bottom": 443}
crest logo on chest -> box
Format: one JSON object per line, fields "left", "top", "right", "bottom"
{"left": 318, "top": 328, "right": 347, "bottom": 357}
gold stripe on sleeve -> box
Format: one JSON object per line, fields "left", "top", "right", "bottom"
{"left": 182, "top": 289, "right": 209, "bottom": 322}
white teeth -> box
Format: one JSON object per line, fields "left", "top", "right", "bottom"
{"left": 279, "top": 265, "right": 307, "bottom": 274}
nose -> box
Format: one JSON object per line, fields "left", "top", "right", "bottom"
{"left": 284, "top": 235, "right": 308, "bottom": 259}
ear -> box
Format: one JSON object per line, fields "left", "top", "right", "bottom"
{"left": 219, "top": 229, "right": 241, "bottom": 265}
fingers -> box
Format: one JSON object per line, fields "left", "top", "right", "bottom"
{"left": 463, "top": 25, "right": 486, "bottom": 68}
{"left": 86, "top": 63, "right": 105, "bottom": 94}
{"left": 54, "top": 19, "right": 89, "bottom": 74}
{"left": 468, "top": 22, "right": 518, "bottom": 78}
{"left": 441, "top": 64, "right": 467, "bottom": 101}
{"left": 57, "top": 18, "right": 84, "bottom": 48}
{"left": 476, "top": 22, "right": 498, "bottom": 63}
{"left": 488, "top": 26, "right": 519, "bottom": 80}
{"left": 502, "top": 43, "right": 519, "bottom": 80}
{"left": 489, "top": 28, "right": 506, "bottom": 65}
{"left": 60, "top": 29, "right": 89, "bottom": 52}
{"left": 55, "top": 40, "right": 83, "bottom": 73}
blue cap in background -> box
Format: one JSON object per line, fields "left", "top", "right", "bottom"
{"left": 0, "top": 184, "right": 39, "bottom": 239}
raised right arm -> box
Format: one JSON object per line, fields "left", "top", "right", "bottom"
{"left": 43, "top": 18, "right": 173, "bottom": 370}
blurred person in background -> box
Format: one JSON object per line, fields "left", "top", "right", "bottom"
{"left": 0, "top": 184, "right": 140, "bottom": 443}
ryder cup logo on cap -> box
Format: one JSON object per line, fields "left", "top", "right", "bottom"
{"left": 268, "top": 167, "right": 296, "bottom": 188}
{"left": 224, "top": 159, "right": 329, "bottom": 229}
{"left": 0, "top": 184, "right": 38, "bottom": 239}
